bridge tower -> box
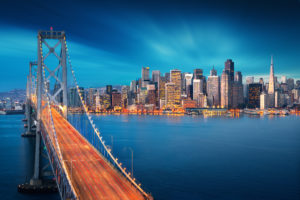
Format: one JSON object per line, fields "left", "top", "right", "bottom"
{"left": 30, "top": 29, "right": 68, "bottom": 186}
{"left": 24, "top": 61, "right": 37, "bottom": 136}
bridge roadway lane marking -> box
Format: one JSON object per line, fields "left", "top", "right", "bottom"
{"left": 51, "top": 109, "right": 145, "bottom": 200}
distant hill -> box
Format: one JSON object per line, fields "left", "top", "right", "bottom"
{"left": 0, "top": 89, "right": 26, "bottom": 102}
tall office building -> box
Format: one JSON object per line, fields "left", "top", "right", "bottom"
{"left": 193, "top": 79, "right": 203, "bottom": 98}
{"left": 165, "top": 72, "right": 170, "bottom": 82}
{"left": 95, "top": 90, "right": 100, "bottom": 110}
{"left": 268, "top": 56, "right": 275, "bottom": 107}
{"left": 184, "top": 73, "right": 193, "bottom": 98}
{"left": 121, "top": 86, "right": 129, "bottom": 108}
{"left": 221, "top": 70, "right": 231, "bottom": 108}
{"left": 260, "top": 91, "right": 268, "bottom": 109}
{"left": 232, "top": 71, "right": 244, "bottom": 108}
{"left": 165, "top": 83, "right": 176, "bottom": 108}
{"left": 106, "top": 85, "right": 112, "bottom": 95}
{"left": 170, "top": 69, "right": 182, "bottom": 105}
{"left": 207, "top": 68, "right": 220, "bottom": 107}
{"left": 244, "top": 76, "right": 254, "bottom": 99}
{"left": 235, "top": 71, "right": 242, "bottom": 84}
{"left": 152, "top": 70, "right": 160, "bottom": 83}
{"left": 147, "top": 84, "right": 156, "bottom": 105}
{"left": 281, "top": 76, "right": 287, "bottom": 84}
{"left": 248, "top": 83, "right": 262, "bottom": 108}
{"left": 88, "top": 88, "right": 96, "bottom": 108}
{"left": 268, "top": 56, "right": 275, "bottom": 94}
{"left": 158, "top": 76, "right": 166, "bottom": 108}
{"left": 112, "top": 91, "right": 122, "bottom": 107}
{"left": 210, "top": 67, "right": 217, "bottom": 76}
{"left": 142, "top": 67, "right": 150, "bottom": 87}
{"left": 130, "top": 80, "right": 137, "bottom": 93}
{"left": 225, "top": 59, "right": 234, "bottom": 81}
{"left": 287, "top": 78, "right": 294, "bottom": 91}
{"left": 193, "top": 69, "right": 203, "bottom": 79}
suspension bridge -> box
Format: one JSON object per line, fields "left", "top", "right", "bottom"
{"left": 21, "top": 29, "right": 152, "bottom": 200}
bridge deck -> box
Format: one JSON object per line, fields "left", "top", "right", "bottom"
{"left": 50, "top": 108, "right": 146, "bottom": 200}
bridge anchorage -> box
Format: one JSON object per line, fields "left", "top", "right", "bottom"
{"left": 19, "top": 28, "right": 153, "bottom": 200}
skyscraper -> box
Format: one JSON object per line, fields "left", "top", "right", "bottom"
{"left": 106, "top": 85, "right": 112, "bottom": 95}
{"left": 170, "top": 69, "right": 182, "bottom": 105}
{"left": 184, "top": 73, "right": 193, "bottom": 98}
{"left": 268, "top": 56, "right": 275, "bottom": 94}
{"left": 248, "top": 83, "right": 262, "bottom": 108}
{"left": 221, "top": 70, "right": 231, "bottom": 108}
{"left": 152, "top": 70, "right": 160, "bottom": 83}
{"left": 232, "top": 71, "right": 244, "bottom": 108}
{"left": 158, "top": 76, "right": 166, "bottom": 108}
{"left": 165, "top": 82, "right": 176, "bottom": 108}
{"left": 260, "top": 91, "right": 268, "bottom": 109}
{"left": 193, "top": 69, "right": 203, "bottom": 79}
{"left": 225, "top": 59, "right": 234, "bottom": 81}
{"left": 207, "top": 71, "right": 220, "bottom": 107}
{"left": 210, "top": 66, "right": 217, "bottom": 76}
{"left": 142, "top": 67, "right": 150, "bottom": 87}
{"left": 193, "top": 79, "right": 203, "bottom": 102}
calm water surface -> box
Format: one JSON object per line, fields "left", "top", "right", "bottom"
{"left": 0, "top": 114, "right": 299, "bottom": 200}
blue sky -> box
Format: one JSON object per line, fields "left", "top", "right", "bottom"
{"left": 0, "top": 0, "right": 299, "bottom": 91}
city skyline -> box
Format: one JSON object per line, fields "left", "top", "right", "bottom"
{"left": 0, "top": 0, "right": 300, "bottom": 91}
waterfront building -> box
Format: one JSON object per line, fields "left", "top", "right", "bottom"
{"left": 88, "top": 88, "right": 96, "bottom": 108}
{"left": 130, "top": 80, "right": 137, "bottom": 93}
{"left": 111, "top": 91, "right": 122, "bottom": 108}
{"left": 268, "top": 56, "right": 275, "bottom": 107}
{"left": 142, "top": 67, "right": 150, "bottom": 87}
{"left": 193, "top": 79, "right": 201, "bottom": 103}
{"left": 95, "top": 89, "right": 100, "bottom": 110}
{"left": 210, "top": 66, "right": 217, "bottom": 76}
{"left": 287, "top": 78, "right": 294, "bottom": 91}
{"left": 170, "top": 69, "right": 182, "bottom": 105}
{"left": 244, "top": 76, "right": 254, "bottom": 99}
{"left": 221, "top": 70, "right": 231, "bottom": 108}
{"left": 182, "top": 99, "right": 197, "bottom": 109}
{"left": 281, "top": 76, "right": 287, "bottom": 83}
{"left": 207, "top": 71, "right": 220, "bottom": 107}
{"left": 248, "top": 83, "right": 262, "bottom": 108}
{"left": 68, "top": 87, "right": 83, "bottom": 108}
{"left": 101, "top": 93, "right": 111, "bottom": 109}
{"left": 121, "top": 86, "right": 129, "bottom": 108}
{"left": 147, "top": 87, "right": 156, "bottom": 105}
{"left": 184, "top": 73, "right": 193, "bottom": 98}
{"left": 106, "top": 85, "right": 112, "bottom": 95}
{"left": 158, "top": 76, "right": 166, "bottom": 108}
{"left": 138, "top": 87, "right": 147, "bottom": 104}
{"left": 260, "top": 91, "right": 268, "bottom": 109}
{"left": 225, "top": 59, "right": 234, "bottom": 81}
{"left": 165, "top": 72, "right": 170, "bottom": 82}
{"left": 165, "top": 82, "right": 176, "bottom": 108}
{"left": 198, "top": 94, "right": 207, "bottom": 108}
{"left": 292, "top": 89, "right": 299, "bottom": 103}
{"left": 152, "top": 70, "right": 160, "bottom": 83}
{"left": 193, "top": 69, "right": 203, "bottom": 79}
{"left": 232, "top": 71, "right": 244, "bottom": 108}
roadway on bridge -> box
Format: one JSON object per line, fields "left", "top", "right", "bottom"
{"left": 50, "top": 108, "right": 146, "bottom": 200}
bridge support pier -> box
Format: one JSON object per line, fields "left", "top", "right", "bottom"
{"left": 30, "top": 130, "right": 42, "bottom": 186}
